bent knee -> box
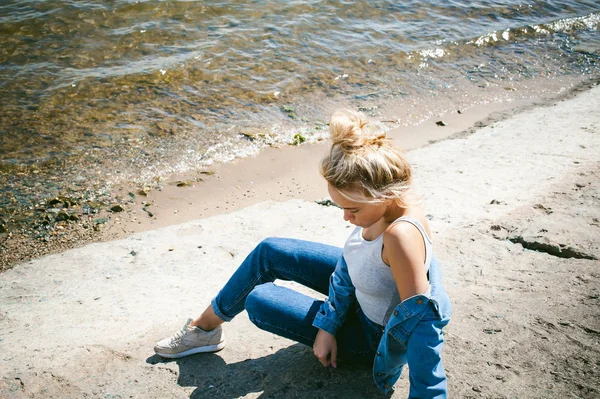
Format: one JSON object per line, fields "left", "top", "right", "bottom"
{"left": 245, "top": 283, "right": 277, "bottom": 319}
{"left": 256, "top": 237, "right": 286, "bottom": 255}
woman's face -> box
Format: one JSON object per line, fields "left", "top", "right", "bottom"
{"left": 327, "top": 185, "right": 389, "bottom": 228}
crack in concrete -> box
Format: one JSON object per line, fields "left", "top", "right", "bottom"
{"left": 507, "top": 235, "right": 597, "bottom": 260}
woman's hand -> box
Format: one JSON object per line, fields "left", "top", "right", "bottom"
{"left": 313, "top": 329, "right": 338, "bottom": 368}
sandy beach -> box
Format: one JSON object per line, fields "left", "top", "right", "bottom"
{"left": 1, "top": 83, "right": 599, "bottom": 398}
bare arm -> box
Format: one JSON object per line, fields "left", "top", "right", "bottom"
{"left": 383, "top": 222, "right": 430, "bottom": 301}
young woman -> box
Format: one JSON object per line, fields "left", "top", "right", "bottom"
{"left": 154, "top": 110, "right": 452, "bottom": 397}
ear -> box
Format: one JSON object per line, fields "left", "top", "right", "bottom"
{"left": 385, "top": 196, "right": 400, "bottom": 208}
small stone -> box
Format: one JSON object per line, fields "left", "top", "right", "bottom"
{"left": 155, "top": 122, "right": 174, "bottom": 135}
{"left": 48, "top": 198, "right": 62, "bottom": 207}
{"left": 435, "top": 121, "right": 446, "bottom": 126}
{"left": 240, "top": 132, "right": 256, "bottom": 141}
{"left": 55, "top": 211, "right": 70, "bottom": 222}
{"left": 88, "top": 201, "right": 104, "bottom": 211}
{"left": 110, "top": 204, "right": 125, "bottom": 212}
{"left": 130, "top": 250, "right": 137, "bottom": 256}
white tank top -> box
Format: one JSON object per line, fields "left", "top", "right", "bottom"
{"left": 343, "top": 216, "right": 433, "bottom": 326}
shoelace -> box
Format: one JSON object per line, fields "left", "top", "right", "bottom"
{"left": 170, "top": 326, "right": 189, "bottom": 345}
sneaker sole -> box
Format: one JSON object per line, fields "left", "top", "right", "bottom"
{"left": 155, "top": 341, "right": 225, "bottom": 359}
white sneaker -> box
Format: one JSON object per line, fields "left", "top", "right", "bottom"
{"left": 154, "top": 318, "right": 225, "bottom": 358}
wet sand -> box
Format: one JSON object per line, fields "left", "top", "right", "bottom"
{"left": 108, "top": 97, "right": 537, "bottom": 233}
{"left": 1, "top": 82, "right": 599, "bottom": 398}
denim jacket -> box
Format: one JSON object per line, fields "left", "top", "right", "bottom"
{"left": 312, "top": 255, "right": 452, "bottom": 397}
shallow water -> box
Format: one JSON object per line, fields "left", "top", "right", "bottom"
{"left": 0, "top": 0, "right": 599, "bottom": 213}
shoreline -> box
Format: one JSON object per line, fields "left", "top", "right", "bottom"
{"left": 1, "top": 78, "right": 597, "bottom": 270}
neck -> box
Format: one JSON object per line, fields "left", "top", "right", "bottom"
{"left": 382, "top": 201, "right": 408, "bottom": 223}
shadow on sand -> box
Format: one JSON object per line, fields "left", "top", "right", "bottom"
{"left": 147, "top": 344, "right": 390, "bottom": 398}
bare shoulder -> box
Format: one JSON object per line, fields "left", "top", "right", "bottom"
{"left": 402, "top": 208, "right": 433, "bottom": 238}
{"left": 383, "top": 221, "right": 423, "bottom": 250}
{"left": 385, "top": 206, "right": 432, "bottom": 243}
{"left": 382, "top": 221, "right": 425, "bottom": 267}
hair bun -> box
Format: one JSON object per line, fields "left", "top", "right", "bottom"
{"left": 329, "top": 110, "right": 387, "bottom": 154}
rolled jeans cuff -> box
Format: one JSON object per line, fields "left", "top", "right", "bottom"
{"left": 211, "top": 296, "right": 234, "bottom": 322}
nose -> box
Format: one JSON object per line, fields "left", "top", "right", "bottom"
{"left": 343, "top": 210, "right": 353, "bottom": 222}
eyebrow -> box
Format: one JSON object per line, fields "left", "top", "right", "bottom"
{"left": 329, "top": 200, "right": 359, "bottom": 211}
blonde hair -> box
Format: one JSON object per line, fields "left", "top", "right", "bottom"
{"left": 320, "top": 110, "right": 414, "bottom": 206}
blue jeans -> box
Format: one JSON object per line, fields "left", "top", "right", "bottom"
{"left": 211, "top": 237, "right": 383, "bottom": 361}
